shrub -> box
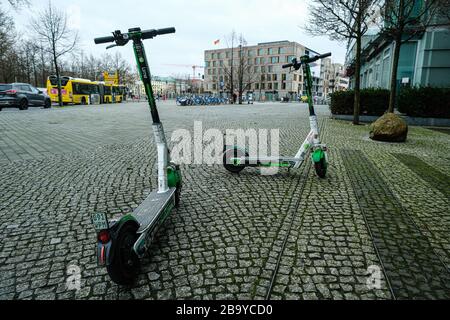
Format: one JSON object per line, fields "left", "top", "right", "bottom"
{"left": 329, "top": 88, "right": 390, "bottom": 116}
{"left": 398, "top": 87, "right": 450, "bottom": 118}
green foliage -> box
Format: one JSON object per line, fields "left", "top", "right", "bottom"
{"left": 398, "top": 87, "right": 450, "bottom": 118}
{"left": 329, "top": 88, "right": 390, "bottom": 116}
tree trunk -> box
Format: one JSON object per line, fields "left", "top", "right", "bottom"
{"left": 388, "top": 35, "right": 402, "bottom": 113}
{"left": 353, "top": 33, "right": 362, "bottom": 125}
{"left": 54, "top": 56, "right": 63, "bottom": 107}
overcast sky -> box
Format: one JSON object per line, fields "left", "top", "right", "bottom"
{"left": 11, "top": 0, "right": 347, "bottom": 77}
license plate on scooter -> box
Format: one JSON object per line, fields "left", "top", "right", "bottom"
{"left": 91, "top": 212, "right": 109, "bottom": 231}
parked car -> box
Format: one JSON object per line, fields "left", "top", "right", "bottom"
{"left": 0, "top": 83, "right": 52, "bottom": 111}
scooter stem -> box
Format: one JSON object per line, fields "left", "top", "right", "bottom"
{"left": 132, "top": 34, "right": 170, "bottom": 194}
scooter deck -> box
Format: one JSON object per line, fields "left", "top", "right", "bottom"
{"left": 133, "top": 188, "right": 176, "bottom": 233}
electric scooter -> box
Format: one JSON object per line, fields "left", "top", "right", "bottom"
{"left": 223, "top": 53, "right": 331, "bottom": 178}
{"left": 91, "top": 27, "right": 182, "bottom": 286}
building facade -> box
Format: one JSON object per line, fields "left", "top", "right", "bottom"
{"left": 321, "top": 58, "right": 349, "bottom": 97}
{"left": 345, "top": 24, "right": 450, "bottom": 90}
{"left": 205, "top": 41, "right": 332, "bottom": 102}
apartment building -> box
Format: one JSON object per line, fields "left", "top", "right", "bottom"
{"left": 204, "top": 41, "right": 325, "bottom": 101}
{"left": 321, "top": 58, "right": 349, "bottom": 97}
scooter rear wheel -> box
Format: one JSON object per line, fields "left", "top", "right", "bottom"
{"left": 107, "top": 223, "right": 140, "bottom": 286}
{"left": 314, "top": 157, "right": 327, "bottom": 179}
{"left": 223, "top": 148, "right": 247, "bottom": 174}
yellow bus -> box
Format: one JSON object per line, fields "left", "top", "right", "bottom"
{"left": 47, "top": 76, "right": 100, "bottom": 105}
{"left": 99, "top": 83, "right": 125, "bottom": 103}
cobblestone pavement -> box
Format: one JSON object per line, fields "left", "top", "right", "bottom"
{"left": 0, "top": 102, "right": 449, "bottom": 300}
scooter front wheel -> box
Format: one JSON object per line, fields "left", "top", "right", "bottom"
{"left": 314, "top": 157, "right": 327, "bottom": 179}
{"left": 223, "top": 147, "right": 247, "bottom": 174}
{"left": 107, "top": 223, "right": 140, "bottom": 286}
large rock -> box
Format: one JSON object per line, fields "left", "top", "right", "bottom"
{"left": 370, "top": 113, "right": 408, "bottom": 142}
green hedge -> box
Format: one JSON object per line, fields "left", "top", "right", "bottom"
{"left": 329, "top": 89, "right": 390, "bottom": 116}
{"left": 398, "top": 87, "right": 450, "bottom": 118}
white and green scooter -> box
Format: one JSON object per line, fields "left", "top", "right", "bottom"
{"left": 91, "top": 27, "right": 182, "bottom": 286}
{"left": 223, "top": 53, "right": 331, "bottom": 178}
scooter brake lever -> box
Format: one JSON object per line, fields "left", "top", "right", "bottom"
{"left": 106, "top": 44, "right": 118, "bottom": 50}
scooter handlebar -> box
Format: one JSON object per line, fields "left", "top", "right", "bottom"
{"left": 282, "top": 63, "right": 294, "bottom": 69}
{"left": 142, "top": 27, "right": 176, "bottom": 40}
{"left": 156, "top": 27, "right": 176, "bottom": 35}
{"left": 94, "top": 36, "right": 116, "bottom": 44}
{"left": 316, "top": 52, "right": 332, "bottom": 59}
{"left": 95, "top": 27, "right": 176, "bottom": 45}
{"left": 309, "top": 52, "right": 332, "bottom": 63}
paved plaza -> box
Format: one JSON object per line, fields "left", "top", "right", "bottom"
{"left": 0, "top": 101, "right": 449, "bottom": 300}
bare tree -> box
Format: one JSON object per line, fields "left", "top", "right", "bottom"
{"left": 236, "top": 35, "right": 257, "bottom": 104}
{"left": 0, "top": 8, "right": 16, "bottom": 82}
{"left": 222, "top": 32, "right": 257, "bottom": 104}
{"left": 2, "top": 0, "right": 29, "bottom": 8}
{"left": 379, "top": 0, "right": 450, "bottom": 113}
{"left": 31, "top": 1, "right": 78, "bottom": 106}
{"left": 224, "top": 30, "right": 237, "bottom": 103}
{"left": 305, "top": 0, "right": 375, "bottom": 125}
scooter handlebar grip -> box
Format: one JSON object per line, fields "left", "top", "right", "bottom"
{"left": 94, "top": 36, "right": 115, "bottom": 44}
{"left": 156, "top": 27, "right": 176, "bottom": 35}
{"left": 142, "top": 27, "right": 176, "bottom": 40}
{"left": 282, "top": 63, "right": 293, "bottom": 69}
{"left": 317, "top": 52, "right": 332, "bottom": 59}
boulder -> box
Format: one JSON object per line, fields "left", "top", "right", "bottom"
{"left": 370, "top": 113, "right": 408, "bottom": 142}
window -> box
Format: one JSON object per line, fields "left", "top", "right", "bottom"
{"left": 267, "top": 74, "right": 272, "bottom": 81}
{"left": 74, "top": 83, "right": 98, "bottom": 95}
{"left": 261, "top": 83, "right": 265, "bottom": 90}
{"left": 0, "top": 84, "right": 12, "bottom": 91}
{"left": 268, "top": 83, "right": 273, "bottom": 90}
{"left": 282, "top": 74, "right": 287, "bottom": 81}
{"left": 268, "top": 66, "right": 273, "bottom": 73}
{"left": 273, "top": 74, "right": 278, "bottom": 81}
{"left": 286, "top": 55, "right": 295, "bottom": 63}
{"left": 261, "top": 75, "right": 265, "bottom": 82}
{"left": 226, "top": 51, "right": 230, "bottom": 58}
{"left": 212, "top": 61, "right": 217, "bottom": 67}
{"left": 279, "top": 47, "right": 286, "bottom": 54}
{"left": 20, "top": 85, "right": 32, "bottom": 92}
{"left": 254, "top": 66, "right": 259, "bottom": 73}
{"left": 255, "top": 83, "right": 259, "bottom": 90}
{"left": 294, "top": 74, "right": 298, "bottom": 81}
{"left": 282, "top": 82, "right": 286, "bottom": 90}
{"left": 268, "top": 48, "right": 274, "bottom": 55}
{"left": 274, "top": 82, "right": 279, "bottom": 90}
{"left": 219, "top": 60, "right": 223, "bottom": 67}
{"left": 261, "top": 66, "right": 266, "bottom": 73}
{"left": 381, "top": 48, "right": 391, "bottom": 88}
{"left": 271, "top": 56, "right": 279, "bottom": 64}
{"left": 205, "top": 61, "right": 210, "bottom": 68}
{"left": 258, "top": 48, "right": 264, "bottom": 56}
